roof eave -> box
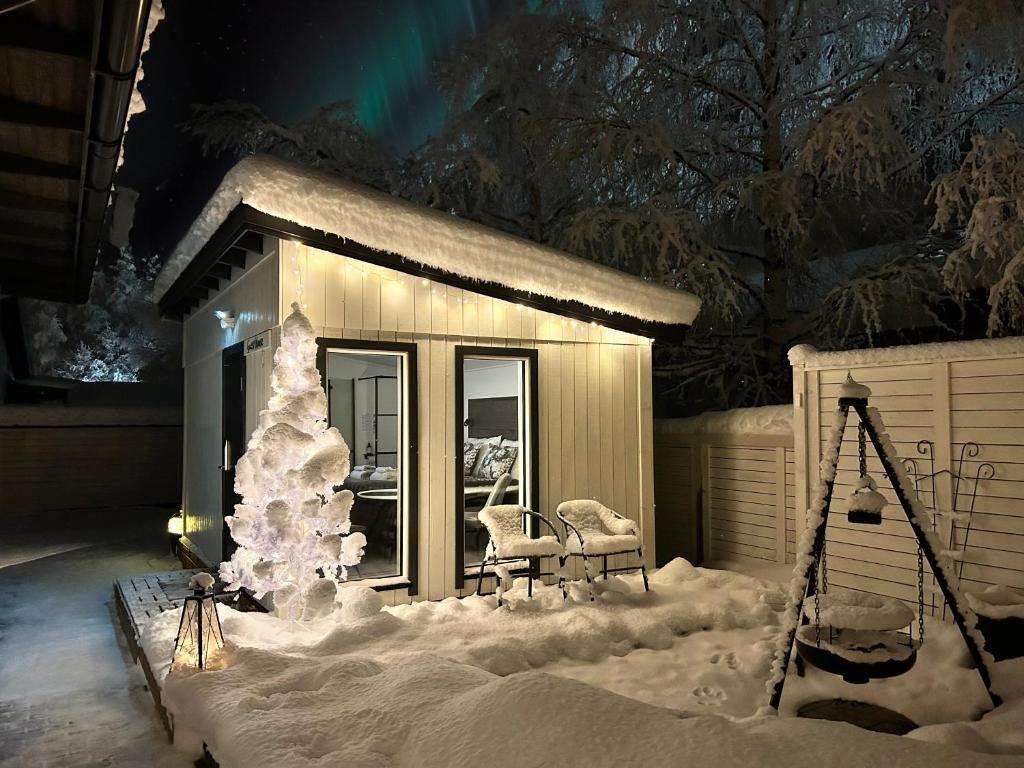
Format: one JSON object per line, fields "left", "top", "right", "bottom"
{"left": 157, "top": 204, "right": 692, "bottom": 343}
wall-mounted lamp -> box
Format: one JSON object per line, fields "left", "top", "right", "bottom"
{"left": 213, "top": 309, "right": 236, "bottom": 329}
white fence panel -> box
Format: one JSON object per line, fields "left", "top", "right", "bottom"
{"left": 791, "top": 339, "right": 1024, "bottom": 602}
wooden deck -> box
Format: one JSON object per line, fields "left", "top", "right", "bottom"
{"left": 113, "top": 568, "right": 204, "bottom": 735}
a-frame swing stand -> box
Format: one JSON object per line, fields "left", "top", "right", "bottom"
{"left": 767, "top": 385, "right": 1001, "bottom": 712}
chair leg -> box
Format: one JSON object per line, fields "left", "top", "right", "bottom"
{"left": 637, "top": 548, "right": 650, "bottom": 592}
{"left": 603, "top": 555, "right": 609, "bottom": 580}
{"left": 581, "top": 553, "right": 595, "bottom": 601}
{"left": 475, "top": 555, "right": 488, "bottom": 596}
{"left": 558, "top": 556, "right": 567, "bottom": 602}
{"left": 528, "top": 558, "right": 535, "bottom": 598}
{"left": 494, "top": 557, "right": 505, "bottom": 608}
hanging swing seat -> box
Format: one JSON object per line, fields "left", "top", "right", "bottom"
{"left": 796, "top": 626, "right": 920, "bottom": 683}
{"left": 797, "top": 591, "right": 920, "bottom": 683}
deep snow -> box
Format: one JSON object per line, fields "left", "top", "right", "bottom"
{"left": 140, "top": 559, "right": 1024, "bottom": 767}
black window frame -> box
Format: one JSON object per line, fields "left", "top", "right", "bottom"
{"left": 316, "top": 337, "right": 419, "bottom": 595}
{"left": 454, "top": 345, "right": 540, "bottom": 589}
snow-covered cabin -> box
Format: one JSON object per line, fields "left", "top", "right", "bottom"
{"left": 155, "top": 155, "right": 700, "bottom": 603}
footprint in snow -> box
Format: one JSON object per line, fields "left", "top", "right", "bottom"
{"left": 708, "top": 651, "right": 741, "bottom": 670}
{"left": 692, "top": 685, "right": 728, "bottom": 706}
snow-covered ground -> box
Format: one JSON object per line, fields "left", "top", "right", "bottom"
{"left": 0, "top": 506, "right": 190, "bottom": 768}
{"left": 141, "top": 559, "right": 1024, "bottom": 767}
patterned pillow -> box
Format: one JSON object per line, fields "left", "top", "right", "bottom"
{"left": 463, "top": 443, "right": 481, "bottom": 475}
{"left": 478, "top": 445, "right": 518, "bottom": 480}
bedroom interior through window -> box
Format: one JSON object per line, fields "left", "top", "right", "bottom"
{"left": 322, "top": 344, "right": 414, "bottom": 586}
{"left": 455, "top": 347, "right": 538, "bottom": 582}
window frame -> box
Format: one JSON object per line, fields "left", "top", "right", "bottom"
{"left": 316, "top": 337, "right": 419, "bottom": 595}
{"left": 454, "top": 345, "right": 540, "bottom": 589}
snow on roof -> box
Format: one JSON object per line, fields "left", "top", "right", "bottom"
{"left": 655, "top": 404, "right": 793, "bottom": 436}
{"left": 789, "top": 337, "right": 1024, "bottom": 369}
{"left": 153, "top": 155, "right": 701, "bottom": 326}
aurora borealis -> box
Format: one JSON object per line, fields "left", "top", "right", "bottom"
{"left": 118, "top": 0, "right": 514, "bottom": 258}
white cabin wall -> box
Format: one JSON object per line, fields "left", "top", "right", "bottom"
{"left": 279, "top": 240, "right": 655, "bottom": 604}
{"left": 181, "top": 248, "right": 280, "bottom": 564}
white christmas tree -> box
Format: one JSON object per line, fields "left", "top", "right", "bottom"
{"left": 220, "top": 302, "right": 365, "bottom": 620}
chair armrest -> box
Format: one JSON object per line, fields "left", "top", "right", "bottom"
{"left": 556, "top": 511, "right": 585, "bottom": 546}
{"left": 522, "top": 509, "right": 562, "bottom": 543}
{"left": 600, "top": 508, "right": 638, "bottom": 535}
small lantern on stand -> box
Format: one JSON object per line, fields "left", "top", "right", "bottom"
{"left": 172, "top": 572, "right": 225, "bottom": 670}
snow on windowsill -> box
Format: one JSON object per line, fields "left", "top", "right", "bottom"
{"left": 152, "top": 155, "right": 701, "bottom": 327}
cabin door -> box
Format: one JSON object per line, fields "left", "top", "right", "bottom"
{"left": 221, "top": 342, "right": 246, "bottom": 562}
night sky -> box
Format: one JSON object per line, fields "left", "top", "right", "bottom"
{"left": 117, "top": 0, "right": 514, "bottom": 260}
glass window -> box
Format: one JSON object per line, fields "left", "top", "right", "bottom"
{"left": 457, "top": 349, "right": 536, "bottom": 575}
{"left": 325, "top": 347, "right": 411, "bottom": 583}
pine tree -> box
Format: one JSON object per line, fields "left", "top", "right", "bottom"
{"left": 220, "top": 302, "right": 365, "bottom": 620}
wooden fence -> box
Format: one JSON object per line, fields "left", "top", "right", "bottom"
{"left": 654, "top": 408, "right": 796, "bottom": 567}
{"left": 791, "top": 338, "right": 1024, "bottom": 602}
{"left": 0, "top": 406, "right": 182, "bottom": 514}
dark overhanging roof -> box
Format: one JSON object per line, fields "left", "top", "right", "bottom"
{"left": 0, "top": 0, "right": 154, "bottom": 303}
{"left": 157, "top": 204, "right": 692, "bottom": 343}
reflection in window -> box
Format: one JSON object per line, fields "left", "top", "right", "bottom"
{"left": 326, "top": 349, "right": 405, "bottom": 581}
{"left": 461, "top": 357, "right": 526, "bottom": 568}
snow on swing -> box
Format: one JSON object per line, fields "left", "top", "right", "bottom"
{"left": 219, "top": 302, "right": 366, "bottom": 620}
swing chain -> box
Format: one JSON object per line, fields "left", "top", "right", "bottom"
{"left": 917, "top": 545, "right": 926, "bottom": 644}
{"left": 858, "top": 422, "right": 867, "bottom": 477}
{"left": 814, "top": 541, "right": 827, "bottom": 647}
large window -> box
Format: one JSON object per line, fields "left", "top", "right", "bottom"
{"left": 455, "top": 346, "right": 538, "bottom": 586}
{"left": 319, "top": 340, "right": 417, "bottom": 590}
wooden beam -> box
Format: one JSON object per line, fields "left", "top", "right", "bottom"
{"left": 0, "top": 241, "right": 68, "bottom": 267}
{"left": 0, "top": 151, "right": 79, "bottom": 181}
{"left": 0, "top": 96, "right": 84, "bottom": 133}
{"left": 220, "top": 248, "right": 247, "bottom": 268}
{"left": 233, "top": 231, "right": 264, "bottom": 253}
{"left": 0, "top": 190, "right": 75, "bottom": 215}
{"left": 0, "top": 220, "right": 72, "bottom": 245}
{"left": 209, "top": 263, "right": 232, "bottom": 280}
{"left": 0, "top": 18, "right": 92, "bottom": 60}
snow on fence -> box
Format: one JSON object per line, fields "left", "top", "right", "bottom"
{"left": 654, "top": 406, "right": 796, "bottom": 567}
{"left": 790, "top": 338, "right": 1024, "bottom": 604}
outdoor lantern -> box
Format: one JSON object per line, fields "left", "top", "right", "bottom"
{"left": 848, "top": 422, "right": 885, "bottom": 525}
{"left": 168, "top": 511, "right": 184, "bottom": 554}
{"left": 172, "top": 572, "right": 225, "bottom": 670}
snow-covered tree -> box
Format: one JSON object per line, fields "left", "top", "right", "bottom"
{"left": 181, "top": 1, "right": 1024, "bottom": 410}
{"left": 220, "top": 303, "right": 365, "bottom": 620}
{"left": 421, "top": 0, "right": 1024, "bottom": 407}
{"left": 25, "top": 247, "right": 172, "bottom": 382}
{"left": 932, "top": 131, "right": 1024, "bottom": 336}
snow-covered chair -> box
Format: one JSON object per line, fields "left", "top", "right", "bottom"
{"left": 476, "top": 505, "right": 566, "bottom": 607}
{"left": 556, "top": 499, "right": 650, "bottom": 599}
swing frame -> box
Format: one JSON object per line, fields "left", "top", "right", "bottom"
{"left": 767, "top": 388, "right": 1001, "bottom": 711}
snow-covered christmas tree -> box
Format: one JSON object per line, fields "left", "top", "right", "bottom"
{"left": 220, "top": 302, "right": 365, "bottom": 620}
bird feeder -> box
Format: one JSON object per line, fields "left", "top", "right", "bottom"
{"left": 848, "top": 423, "right": 885, "bottom": 525}
{"left": 172, "top": 572, "right": 224, "bottom": 670}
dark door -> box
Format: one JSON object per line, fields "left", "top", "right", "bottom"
{"left": 222, "top": 342, "right": 246, "bottom": 562}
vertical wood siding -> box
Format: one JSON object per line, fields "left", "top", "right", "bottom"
{"left": 792, "top": 350, "right": 1024, "bottom": 604}
{"left": 653, "top": 427, "right": 795, "bottom": 567}
{"left": 270, "top": 241, "right": 654, "bottom": 605}
{"left": 181, "top": 250, "right": 280, "bottom": 565}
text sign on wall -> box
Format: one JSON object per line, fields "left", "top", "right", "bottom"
{"left": 244, "top": 330, "right": 271, "bottom": 356}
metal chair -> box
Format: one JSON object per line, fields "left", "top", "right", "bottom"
{"left": 556, "top": 499, "right": 650, "bottom": 600}
{"left": 475, "top": 504, "right": 566, "bottom": 607}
